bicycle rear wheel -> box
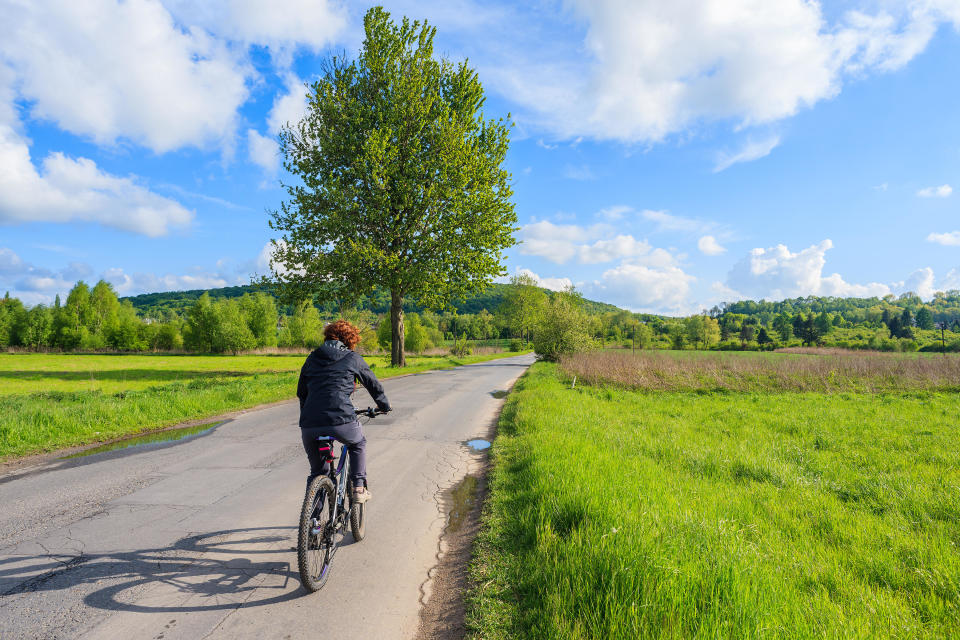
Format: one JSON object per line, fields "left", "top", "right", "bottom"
{"left": 298, "top": 476, "right": 336, "bottom": 592}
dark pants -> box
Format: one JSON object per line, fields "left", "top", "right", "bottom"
{"left": 301, "top": 420, "right": 367, "bottom": 488}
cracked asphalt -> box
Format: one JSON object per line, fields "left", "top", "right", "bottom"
{"left": 0, "top": 354, "right": 533, "bottom": 639}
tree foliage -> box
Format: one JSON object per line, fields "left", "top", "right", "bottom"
{"left": 532, "top": 288, "right": 593, "bottom": 361}
{"left": 266, "top": 7, "right": 517, "bottom": 366}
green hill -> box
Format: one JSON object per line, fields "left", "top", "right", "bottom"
{"left": 123, "top": 283, "right": 623, "bottom": 318}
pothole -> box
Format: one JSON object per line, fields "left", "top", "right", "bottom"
{"left": 59, "top": 421, "right": 224, "bottom": 459}
{"left": 465, "top": 439, "right": 490, "bottom": 451}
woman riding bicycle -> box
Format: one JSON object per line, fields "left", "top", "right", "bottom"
{"left": 297, "top": 319, "right": 391, "bottom": 504}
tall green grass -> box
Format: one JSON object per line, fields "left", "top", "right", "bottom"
{"left": 469, "top": 363, "right": 960, "bottom": 639}
{"left": 0, "top": 351, "right": 525, "bottom": 459}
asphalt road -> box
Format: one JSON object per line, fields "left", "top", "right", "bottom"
{"left": 0, "top": 353, "right": 534, "bottom": 639}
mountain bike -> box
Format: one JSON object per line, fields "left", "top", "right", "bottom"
{"left": 297, "top": 407, "right": 384, "bottom": 592}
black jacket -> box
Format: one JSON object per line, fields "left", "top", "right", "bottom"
{"left": 297, "top": 340, "right": 391, "bottom": 428}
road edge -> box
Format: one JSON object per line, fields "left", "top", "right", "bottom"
{"left": 414, "top": 377, "right": 519, "bottom": 640}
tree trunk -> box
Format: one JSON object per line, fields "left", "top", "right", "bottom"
{"left": 390, "top": 289, "right": 406, "bottom": 367}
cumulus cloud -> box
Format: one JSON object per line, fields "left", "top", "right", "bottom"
{"left": 578, "top": 235, "right": 653, "bottom": 264}
{"left": 713, "top": 135, "right": 781, "bottom": 172}
{"left": 248, "top": 73, "right": 310, "bottom": 172}
{"left": 697, "top": 235, "right": 726, "bottom": 256}
{"left": 518, "top": 220, "right": 605, "bottom": 263}
{"left": 0, "top": 126, "right": 193, "bottom": 236}
{"left": 927, "top": 231, "right": 960, "bottom": 246}
{"left": 0, "top": 0, "right": 252, "bottom": 153}
{"left": 893, "top": 267, "right": 937, "bottom": 299}
{"left": 513, "top": 268, "right": 572, "bottom": 292}
{"left": 725, "top": 239, "right": 898, "bottom": 300}
{"left": 917, "top": 184, "right": 953, "bottom": 198}
{"left": 584, "top": 263, "right": 695, "bottom": 314}
{"left": 162, "top": 0, "right": 345, "bottom": 55}
{"left": 479, "top": 0, "right": 960, "bottom": 144}
{"left": 519, "top": 220, "right": 681, "bottom": 267}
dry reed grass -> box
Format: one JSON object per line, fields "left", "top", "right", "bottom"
{"left": 559, "top": 350, "right": 960, "bottom": 392}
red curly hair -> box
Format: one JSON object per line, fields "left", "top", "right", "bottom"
{"left": 324, "top": 319, "right": 362, "bottom": 350}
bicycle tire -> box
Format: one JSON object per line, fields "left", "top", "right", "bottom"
{"left": 350, "top": 499, "right": 366, "bottom": 541}
{"left": 298, "top": 476, "right": 336, "bottom": 592}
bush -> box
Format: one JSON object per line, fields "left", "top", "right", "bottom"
{"left": 509, "top": 339, "right": 525, "bottom": 352}
{"left": 532, "top": 288, "right": 592, "bottom": 361}
{"left": 451, "top": 336, "right": 472, "bottom": 357}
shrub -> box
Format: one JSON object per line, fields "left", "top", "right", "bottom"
{"left": 451, "top": 336, "right": 472, "bottom": 357}
{"left": 509, "top": 339, "right": 525, "bottom": 352}
{"left": 532, "top": 288, "right": 592, "bottom": 361}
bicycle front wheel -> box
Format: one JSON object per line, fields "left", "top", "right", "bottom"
{"left": 298, "top": 476, "right": 336, "bottom": 592}
{"left": 349, "top": 481, "right": 366, "bottom": 541}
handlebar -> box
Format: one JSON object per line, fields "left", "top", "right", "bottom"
{"left": 355, "top": 406, "right": 389, "bottom": 419}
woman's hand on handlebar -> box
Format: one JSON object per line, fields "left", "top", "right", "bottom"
{"left": 356, "top": 406, "right": 390, "bottom": 418}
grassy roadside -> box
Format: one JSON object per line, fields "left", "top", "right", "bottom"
{"left": 0, "top": 351, "right": 527, "bottom": 460}
{"left": 467, "top": 362, "right": 960, "bottom": 639}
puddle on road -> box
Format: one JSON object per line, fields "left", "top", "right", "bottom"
{"left": 490, "top": 390, "right": 508, "bottom": 399}
{"left": 448, "top": 475, "right": 479, "bottom": 533}
{"left": 466, "top": 439, "right": 490, "bottom": 451}
{"left": 59, "top": 421, "right": 224, "bottom": 459}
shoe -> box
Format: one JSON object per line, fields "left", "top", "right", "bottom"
{"left": 352, "top": 486, "right": 371, "bottom": 504}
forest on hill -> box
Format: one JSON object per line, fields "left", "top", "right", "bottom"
{"left": 3, "top": 279, "right": 960, "bottom": 354}
{"left": 120, "top": 282, "right": 621, "bottom": 318}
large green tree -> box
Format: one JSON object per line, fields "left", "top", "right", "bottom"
{"left": 267, "top": 7, "right": 516, "bottom": 366}
{"left": 498, "top": 273, "right": 547, "bottom": 343}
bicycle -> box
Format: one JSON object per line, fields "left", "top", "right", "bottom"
{"left": 297, "top": 406, "right": 385, "bottom": 592}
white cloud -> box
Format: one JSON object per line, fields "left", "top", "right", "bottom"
{"left": 519, "top": 220, "right": 678, "bottom": 266}
{"left": 267, "top": 73, "right": 311, "bottom": 132}
{"left": 578, "top": 235, "right": 652, "bottom": 264}
{"left": 0, "top": 0, "right": 252, "bottom": 153}
{"left": 641, "top": 209, "right": 716, "bottom": 234}
{"left": 713, "top": 135, "right": 781, "bottom": 172}
{"left": 248, "top": 72, "right": 310, "bottom": 172}
{"left": 726, "top": 239, "right": 893, "bottom": 300}
{"left": 697, "top": 235, "right": 726, "bottom": 256}
{"left": 598, "top": 205, "right": 632, "bottom": 221}
{"left": 893, "top": 267, "right": 936, "bottom": 299}
{"left": 248, "top": 129, "right": 281, "bottom": 174}
{"left": 513, "top": 268, "right": 572, "bottom": 292}
{"left": 928, "top": 231, "right": 960, "bottom": 246}
{"left": 917, "top": 184, "right": 953, "bottom": 198}
{"left": 0, "top": 125, "right": 193, "bottom": 236}
{"left": 162, "top": 0, "right": 345, "bottom": 56}
{"left": 518, "top": 220, "right": 605, "bottom": 263}
{"left": 480, "top": 0, "right": 960, "bottom": 143}
{"left": 941, "top": 268, "right": 960, "bottom": 291}
{"left": 584, "top": 263, "right": 695, "bottom": 314}
{"left": 104, "top": 268, "right": 242, "bottom": 296}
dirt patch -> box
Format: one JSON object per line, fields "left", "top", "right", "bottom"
{"left": 415, "top": 465, "right": 489, "bottom": 640}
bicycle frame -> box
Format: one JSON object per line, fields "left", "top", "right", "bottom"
{"left": 327, "top": 442, "right": 350, "bottom": 535}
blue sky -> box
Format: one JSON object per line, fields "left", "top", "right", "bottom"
{"left": 2, "top": 0, "right": 960, "bottom": 314}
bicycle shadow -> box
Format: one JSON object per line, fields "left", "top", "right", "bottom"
{"left": 0, "top": 526, "right": 340, "bottom": 612}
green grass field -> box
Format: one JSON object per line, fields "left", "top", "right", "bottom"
{"left": 0, "top": 351, "right": 523, "bottom": 459}
{"left": 469, "top": 358, "right": 960, "bottom": 639}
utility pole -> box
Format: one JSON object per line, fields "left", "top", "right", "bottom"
{"left": 936, "top": 321, "right": 947, "bottom": 354}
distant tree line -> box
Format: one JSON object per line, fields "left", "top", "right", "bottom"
{"left": 4, "top": 281, "right": 960, "bottom": 355}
